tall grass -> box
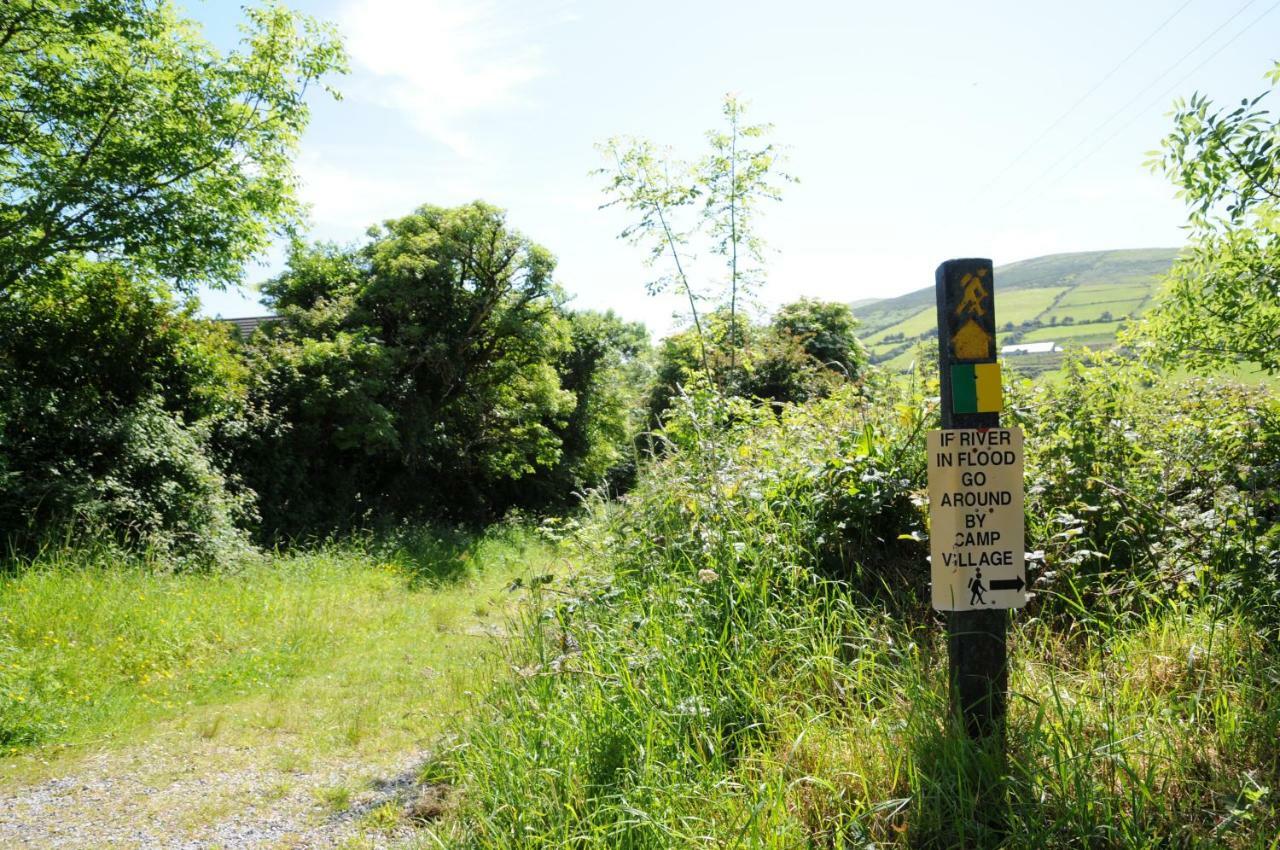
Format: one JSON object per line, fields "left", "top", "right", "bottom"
{"left": 434, "top": 370, "right": 1280, "bottom": 848}
{"left": 0, "top": 524, "right": 548, "bottom": 757}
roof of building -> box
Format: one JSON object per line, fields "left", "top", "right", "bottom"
{"left": 1001, "top": 341, "right": 1060, "bottom": 355}
{"left": 222, "top": 315, "right": 277, "bottom": 338}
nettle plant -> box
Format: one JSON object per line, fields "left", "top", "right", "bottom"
{"left": 595, "top": 378, "right": 930, "bottom": 600}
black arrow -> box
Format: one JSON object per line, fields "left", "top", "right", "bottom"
{"left": 988, "top": 576, "right": 1024, "bottom": 592}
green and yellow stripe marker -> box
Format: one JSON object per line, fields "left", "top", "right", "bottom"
{"left": 950, "top": 362, "right": 1002, "bottom": 414}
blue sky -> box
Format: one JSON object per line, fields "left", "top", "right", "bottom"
{"left": 190, "top": 0, "right": 1280, "bottom": 335}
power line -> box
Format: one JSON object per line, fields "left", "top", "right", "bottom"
{"left": 980, "top": 0, "right": 1197, "bottom": 193}
{"left": 1032, "top": 0, "right": 1280, "bottom": 201}
{"left": 992, "top": 0, "right": 1267, "bottom": 215}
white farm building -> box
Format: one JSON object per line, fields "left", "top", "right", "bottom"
{"left": 1001, "top": 341, "right": 1061, "bottom": 355}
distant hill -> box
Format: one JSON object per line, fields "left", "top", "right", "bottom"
{"left": 853, "top": 248, "right": 1180, "bottom": 374}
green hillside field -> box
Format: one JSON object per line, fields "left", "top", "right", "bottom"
{"left": 854, "top": 248, "right": 1179, "bottom": 376}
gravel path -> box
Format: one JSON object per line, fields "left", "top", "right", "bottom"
{"left": 0, "top": 738, "right": 440, "bottom": 849}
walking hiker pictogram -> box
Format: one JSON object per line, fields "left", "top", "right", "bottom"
{"left": 954, "top": 270, "right": 989, "bottom": 318}
{"left": 968, "top": 569, "right": 988, "bottom": 606}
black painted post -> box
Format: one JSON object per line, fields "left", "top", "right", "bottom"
{"left": 935, "top": 258, "right": 1008, "bottom": 739}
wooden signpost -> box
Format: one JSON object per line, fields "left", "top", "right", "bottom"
{"left": 929, "top": 258, "right": 1026, "bottom": 739}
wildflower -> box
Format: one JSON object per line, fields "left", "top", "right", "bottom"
{"left": 675, "top": 696, "right": 710, "bottom": 717}
{"left": 697, "top": 569, "right": 719, "bottom": 584}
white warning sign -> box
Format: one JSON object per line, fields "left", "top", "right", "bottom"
{"left": 927, "top": 427, "right": 1026, "bottom": 611}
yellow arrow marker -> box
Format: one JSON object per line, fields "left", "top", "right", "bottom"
{"left": 951, "top": 318, "right": 992, "bottom": 360}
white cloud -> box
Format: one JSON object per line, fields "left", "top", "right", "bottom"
{"left": 295, "top": 151, "right": 422, "bottom": 236}
{"left": 339, "top": 0, "right": 545, "bottom": 155}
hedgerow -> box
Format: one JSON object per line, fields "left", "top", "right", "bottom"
{"left": 439, "top": 357, "right": 1280, "bottom": 848}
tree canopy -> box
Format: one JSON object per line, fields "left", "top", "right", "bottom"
{"left": 0, "top": 0, "right": 346, "bottom": 292}
{"left": 646, "top": 299, "right": 866, "bottom": 425}
{"left": 0, "top": 1, "right": 343, "bottom": 559}
{"left": 243, "top": 202, "right": 645, "bottom": 536}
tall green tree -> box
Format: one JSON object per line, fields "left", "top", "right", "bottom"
{"left": 597, "top": 94, "right": 791, "bottom": 372}
{"left": 771, "top": 298, "right": 865, "bottom": 378}
{"left": 645, "top": 300, "right": 865, "bottom": 424}
{"left": 0, "top": 0, "right": 346, "bottom": 292}
{"left": 244, "top": 202, "right": 639, "bottom": 535}
{"left": 531, "top": 310, "right": 650, "bottom": 504}
{"left": 1139, "top": 62, "right": 1280, "bottom": 371}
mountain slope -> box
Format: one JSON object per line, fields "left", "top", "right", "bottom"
{"left": 854, "top": 248, "right": 1179, "bottom": 373}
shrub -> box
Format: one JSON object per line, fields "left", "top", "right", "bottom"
{"left": 646, "top": 301, "right": 867, "bottom": 425}
{"left": 1009, "top": 352, "right": 1280, "bottom": 630}
{"left": 509, "top": 310, "right": 651, "bottom": 508}
{"left": 771, "top": 298, "right": 866, "bottom": 379}
{"left": 645, "top": 379, "right": 927, "bottom": 590}
{"left": 79, "top": 398, "right": 255, "bottom": 565}
{"left": 0, "top": 261, "right": 253, "bottom": 564}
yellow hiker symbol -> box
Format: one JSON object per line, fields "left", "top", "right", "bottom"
{"left": 955, "top": 269, "right": 989, "bottom": 318}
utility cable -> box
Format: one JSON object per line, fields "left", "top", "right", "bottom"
{"left": 992, "top": 0, "right": 1262, "bottom": 211}
{"left": 991, "top": 0, "right": 1272, "bottom": 218}
{"left": 981, "top": 0, "right": 1197, "bottom": 193}
{"left": 1030, "top": 0, "right": 1280, "bottom": 203}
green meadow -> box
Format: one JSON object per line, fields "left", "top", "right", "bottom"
{"left": 1, "top": 528, "right": 553, "bottom": 775}
{"left": 856, "top": 248, "right": 1178, "bottom": 374}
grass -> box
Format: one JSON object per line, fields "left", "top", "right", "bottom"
{"left": 1002, "top": 350, "right": 1069, "bottom": 379}
{"left": 866, "top": 289, "right": 1069, "bottom": 364}
{"left": 316, "top": 782, "right": 354, "bottom": 813}
{"left": 0, "top": 524, "right": 557, "bottom": 785}
{"left": 1022, "top": 320, "right": 1126, "bottom": 342}
{"left": 1053, "top": 282, "right": 1151, "bottom": 306}
{"left": 855, "top": 249, "right": 1176, "bottom": 331}
{"left": 760, "top": 606, "right": 1280, "bottom": 848}
{"left": 877, "top": 342, "right": 934, "bottom": 374}
{"left": 644, "top": 604, "right": 1274, "bottom": 846}
{"left": 1048, "top": 300, "right": 1144, "bottom": 322}
{"left": 865, "top": 306, "right": 939, "bottom": 345}
{"left": 866, "top": 289, "right": 1068, "bottom": 352}
{"left": 442, "top": 544, "right": 1280, "bottom": 847}
{"left": 427, "top": 375, "right": 1280, "bottom": 848}
{"left": 996, "top": 285, "right": 1069, "bottom": 321}
{"left": 1169, "top": 364, "right": 1280, "bottom": 389}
